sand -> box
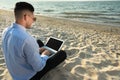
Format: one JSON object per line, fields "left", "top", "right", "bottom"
{"left": 0, "top": 9, "right": 120, "bottom": 80}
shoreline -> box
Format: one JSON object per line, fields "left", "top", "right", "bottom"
{"left": 1, "top": 9, "right": 120, "bottom": 80}
{"left": 35, "top": 14, "right": 120, "bottom": 35}
{"left": 1, "top": 8, "right": 120, "bottom": 29}
{"left": 40, "top": 14, "right": 120, "bottom": 27}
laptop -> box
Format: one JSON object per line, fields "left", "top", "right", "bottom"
{"left": 42, "top": 37, "right": 64, "bottom": 56}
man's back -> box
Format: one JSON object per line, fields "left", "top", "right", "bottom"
{"left": 2, "top": 23, "right": 48, "bottom": 80}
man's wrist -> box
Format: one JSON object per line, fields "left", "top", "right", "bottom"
{"left": 41, "top": 55, "right": 49, "bottom": 60}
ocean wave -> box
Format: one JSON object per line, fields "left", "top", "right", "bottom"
{"left": 98, "top": 16, "right": 119, "bottom": 20}
{"left": 61, "top": 11, "right": 107, "bottom": 16}
{"left": 60, "top": 15, "right": 91, "bottom": 18}
{"left": 43, "top": 9, "right": 54, "bottom": 12}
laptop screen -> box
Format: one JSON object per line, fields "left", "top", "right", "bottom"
{"left": 46, "top": 37, "right": 63, "bottom": 51}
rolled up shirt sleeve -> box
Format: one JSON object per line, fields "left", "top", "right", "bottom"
{"left": 23, "top": 36, "right": 49, "bottom": 72}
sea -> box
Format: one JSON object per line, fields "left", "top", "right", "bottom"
{"left": 0, "top": 1, "right": 120, "bottom": 26}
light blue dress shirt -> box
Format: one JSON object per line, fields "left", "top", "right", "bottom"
{"left": 2, "top": 23, "right": 49, "bottom": 80}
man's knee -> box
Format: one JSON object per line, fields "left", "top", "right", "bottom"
{"left": 57, "top": 50, "right": 67, "bottom": 60}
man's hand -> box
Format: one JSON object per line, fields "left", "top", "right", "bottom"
{"left": 39, "top": 47, "right": 46, "bottom": 53}
{"left": 41, "top": 50, "right": 51, "bottom": 56}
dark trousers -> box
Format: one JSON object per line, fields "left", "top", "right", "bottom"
{"left": 30, "top": 40, "right": 67, "bottom": 80}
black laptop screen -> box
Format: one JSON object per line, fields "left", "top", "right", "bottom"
{"left": 46, "top": 38, "right": 63, "bottom": 51}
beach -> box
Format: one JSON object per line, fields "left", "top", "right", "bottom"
{"left": 0, "top": 9, "right": 120, "bottom": 80}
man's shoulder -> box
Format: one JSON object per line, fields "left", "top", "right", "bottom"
{"left": 14, "top": 29, "right": 30, "bottom": 41}
{"left": 2, "top": 26, "right": 12, "bottom": 40}
{"left": 2, "top": 26, "right": 11, "bottom": 35}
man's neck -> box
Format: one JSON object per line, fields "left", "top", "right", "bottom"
{"left": 15, "top": 20, "right": 26, "bottom": 29}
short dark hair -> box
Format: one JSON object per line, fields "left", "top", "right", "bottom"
{"left": 14, "top": 2, "right": 34, "bottom": 18}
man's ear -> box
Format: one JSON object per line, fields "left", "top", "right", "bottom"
{"left": 23, "top": 14, "right": 27, "bottom": 21}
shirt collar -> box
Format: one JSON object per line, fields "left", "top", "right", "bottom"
{"left": 12, "top": 23, "right": 26, "bottom": 31}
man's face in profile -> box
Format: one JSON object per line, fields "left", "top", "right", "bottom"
{"left": 23, "top": 11, "right": 36, "bottom": 29}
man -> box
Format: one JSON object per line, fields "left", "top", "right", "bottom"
{"left": 2, "top": 2, "right": 66, "bottom": 80}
